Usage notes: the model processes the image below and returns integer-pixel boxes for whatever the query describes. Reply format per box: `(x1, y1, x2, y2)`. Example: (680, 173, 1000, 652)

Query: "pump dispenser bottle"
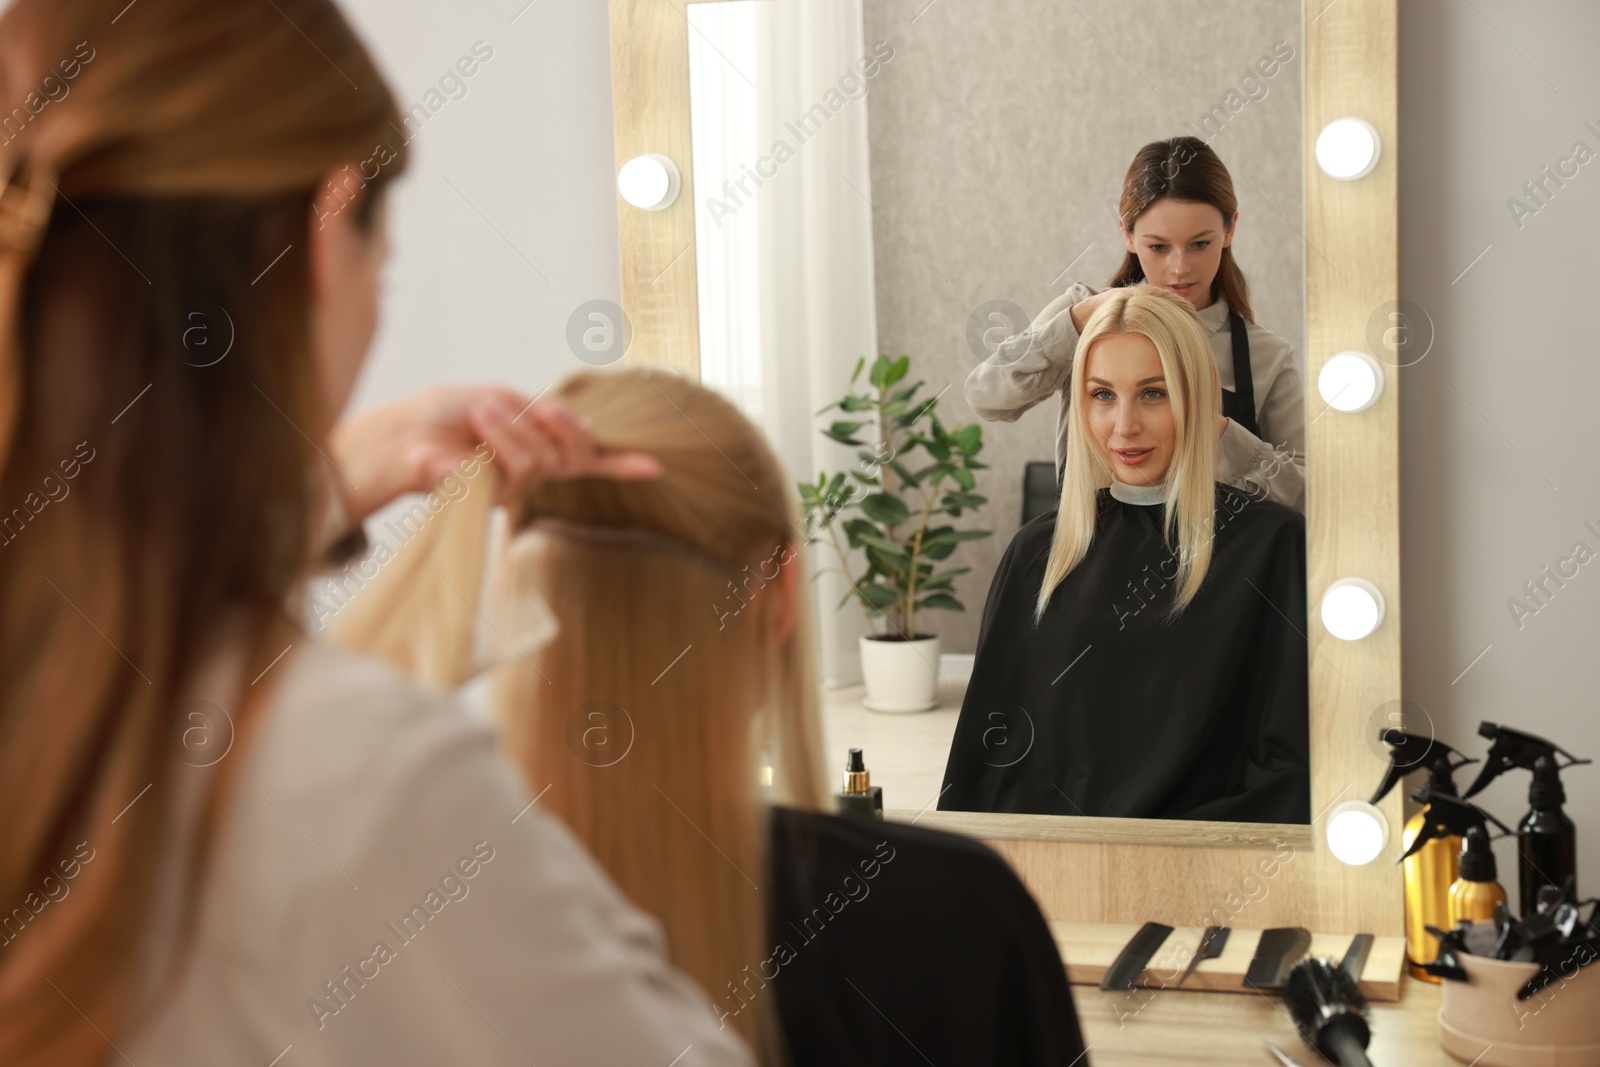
(1371, 729, 1478, 982)
(834, 748, 884, 820)
(1448, 825, 1507, 925)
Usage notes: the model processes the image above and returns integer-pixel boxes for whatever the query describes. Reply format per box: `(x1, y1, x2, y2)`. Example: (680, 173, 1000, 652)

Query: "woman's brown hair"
(1108, 136, 1255, 324)
(0, 1, 408, 1061)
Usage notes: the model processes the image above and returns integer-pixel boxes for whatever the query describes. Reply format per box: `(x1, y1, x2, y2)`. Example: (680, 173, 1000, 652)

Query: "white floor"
(819, 678, 966, 816)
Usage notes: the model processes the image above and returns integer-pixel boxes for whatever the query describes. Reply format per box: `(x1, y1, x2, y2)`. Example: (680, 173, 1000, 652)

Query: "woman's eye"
(1146, 244, 1166, 253)
(1090, 388, 1113, 401)
(1142, 389, 1167, 401)
(1192, 241, 1210, 249)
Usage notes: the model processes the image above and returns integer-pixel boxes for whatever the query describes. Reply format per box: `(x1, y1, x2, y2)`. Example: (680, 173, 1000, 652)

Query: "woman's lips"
(1113, 448, 1152, 466)
(1166, 283, 1195, 295)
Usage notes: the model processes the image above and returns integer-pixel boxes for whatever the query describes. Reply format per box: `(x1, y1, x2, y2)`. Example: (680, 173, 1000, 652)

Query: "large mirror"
(683, 0, 1311, 827)
(608, 0, 1400, 934)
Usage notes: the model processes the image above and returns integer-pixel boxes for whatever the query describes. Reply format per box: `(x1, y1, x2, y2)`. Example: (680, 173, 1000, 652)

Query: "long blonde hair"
(0, 2, 407, 1062)
(332, 367, 830, 1060)
(1037, 284, 1220, 622)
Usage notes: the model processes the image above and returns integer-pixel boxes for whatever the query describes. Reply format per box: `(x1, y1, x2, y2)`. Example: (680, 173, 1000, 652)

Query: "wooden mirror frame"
(606, 0, 1401, 936)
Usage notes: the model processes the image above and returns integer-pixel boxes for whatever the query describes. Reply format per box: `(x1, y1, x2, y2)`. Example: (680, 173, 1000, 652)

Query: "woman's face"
(1122, 198, 1235, 311)
(1082, 331, 1177, 486)
(309, 173, 390, 433)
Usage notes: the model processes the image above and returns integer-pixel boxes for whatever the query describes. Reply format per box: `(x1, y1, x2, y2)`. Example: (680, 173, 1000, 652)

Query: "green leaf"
(840, 518, 878, 548)
(865, 545, 906, 576)
(856, 532, 905, 556)
(856, 582, 900, 610)
(916, 593, 965, 612)
(823, 420, 866, 446)
(849, 469, 880, 489)
(940, 491, 988, 510)
(848, 356, 866, 386)
(888, 381, 923, 405)
(950, 466, 976, 491)
(859, 492, 911, 527)
(837, 394, 876, 413)
(883, 355, 910, 387)
(868, 355, 892, 389)
(954, 424, 982, 454)
(923, 528, 989, 548)
(917, 567, 970, 592)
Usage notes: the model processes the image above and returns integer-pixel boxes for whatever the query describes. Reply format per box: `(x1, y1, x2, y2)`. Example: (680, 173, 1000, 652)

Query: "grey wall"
(337, 0, 621, 414)
(861, 0, 1305, 654)
(1400, 0, 1600, 898)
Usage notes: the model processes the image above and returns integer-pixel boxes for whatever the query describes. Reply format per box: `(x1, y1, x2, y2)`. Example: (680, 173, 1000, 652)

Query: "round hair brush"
(1283, 957, 1373, 1067)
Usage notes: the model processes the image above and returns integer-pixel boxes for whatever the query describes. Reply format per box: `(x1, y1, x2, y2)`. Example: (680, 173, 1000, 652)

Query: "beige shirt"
(965, 282, 1306, 512)
(128, 639, 751, 1067)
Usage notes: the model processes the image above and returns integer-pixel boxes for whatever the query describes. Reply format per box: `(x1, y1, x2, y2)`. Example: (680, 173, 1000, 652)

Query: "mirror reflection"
(687, 0, 1311, 824)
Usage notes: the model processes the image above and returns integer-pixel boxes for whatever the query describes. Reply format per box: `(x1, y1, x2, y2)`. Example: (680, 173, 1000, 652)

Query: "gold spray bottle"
(1371, 730, 1476, 982)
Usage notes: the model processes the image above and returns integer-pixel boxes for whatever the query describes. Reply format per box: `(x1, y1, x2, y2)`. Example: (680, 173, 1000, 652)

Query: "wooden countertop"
(1072, 976, 1460, 1065)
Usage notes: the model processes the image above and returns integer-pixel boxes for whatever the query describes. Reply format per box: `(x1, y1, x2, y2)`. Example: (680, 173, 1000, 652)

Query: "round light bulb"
(1318, 350, 1385, 413)
(1316, 118, 1381, 180)
(617, 153, 681, 211)
(1321, 578, 1385, 641)
(1326, 801, 1389, 866)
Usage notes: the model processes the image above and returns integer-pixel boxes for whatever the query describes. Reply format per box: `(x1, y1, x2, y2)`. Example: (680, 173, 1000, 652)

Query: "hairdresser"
(0, 1, 749, 1064)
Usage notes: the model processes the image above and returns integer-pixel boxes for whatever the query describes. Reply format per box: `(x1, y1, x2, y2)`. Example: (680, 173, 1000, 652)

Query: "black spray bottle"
(1463, 723, 1589, 917)
(1516, 755, 1577, 917)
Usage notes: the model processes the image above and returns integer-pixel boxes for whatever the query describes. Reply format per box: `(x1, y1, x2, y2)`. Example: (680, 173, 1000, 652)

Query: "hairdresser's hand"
(1068, 287, 1133, 333)
(329, 385, 662, 524)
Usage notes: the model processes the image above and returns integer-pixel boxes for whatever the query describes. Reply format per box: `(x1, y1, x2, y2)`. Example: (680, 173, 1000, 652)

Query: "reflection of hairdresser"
(0, 2, 752, 1063)
(967, 136, 1306, 511)
(942, 286, 1310, 824)
(337, 369, 1087, 1066)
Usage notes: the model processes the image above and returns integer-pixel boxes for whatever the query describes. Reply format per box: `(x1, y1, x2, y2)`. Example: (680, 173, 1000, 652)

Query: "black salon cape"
(939, 483, 1310, 823)
(766, 807, 1086, 1066)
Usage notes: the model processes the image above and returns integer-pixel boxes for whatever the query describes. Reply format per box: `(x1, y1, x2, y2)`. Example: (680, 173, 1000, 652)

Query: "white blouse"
(127, 638, 751, 1066)
(965, 282, 1307, 512)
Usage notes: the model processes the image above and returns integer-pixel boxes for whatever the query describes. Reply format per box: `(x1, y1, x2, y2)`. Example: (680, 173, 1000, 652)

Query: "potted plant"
(797, 354, 990, 712)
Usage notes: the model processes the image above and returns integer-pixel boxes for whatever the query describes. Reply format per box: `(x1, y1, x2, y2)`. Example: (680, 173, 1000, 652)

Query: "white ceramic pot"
(859, 633, 940, 713)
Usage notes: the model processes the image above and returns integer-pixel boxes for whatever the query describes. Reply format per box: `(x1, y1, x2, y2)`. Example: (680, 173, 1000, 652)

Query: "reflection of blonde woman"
(968, 136, 1305, 511)
(338, 368, 1088, 1065)
(943, 286, 1310, 824)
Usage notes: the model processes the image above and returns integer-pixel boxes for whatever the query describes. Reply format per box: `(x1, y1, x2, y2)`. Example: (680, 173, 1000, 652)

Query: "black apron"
(1055, 308, 1258, 485)
(1222, 309, 1260, 437)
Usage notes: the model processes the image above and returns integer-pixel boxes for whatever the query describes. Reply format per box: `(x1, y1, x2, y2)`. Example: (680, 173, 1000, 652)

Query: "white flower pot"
(859, 633, 940, 713)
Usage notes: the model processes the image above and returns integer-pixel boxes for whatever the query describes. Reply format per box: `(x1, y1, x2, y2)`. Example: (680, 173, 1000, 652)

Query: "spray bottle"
(1371, 729, 1478, 982)
(1404, 795, 1513, 952)
(1463, 723, 1589, 917)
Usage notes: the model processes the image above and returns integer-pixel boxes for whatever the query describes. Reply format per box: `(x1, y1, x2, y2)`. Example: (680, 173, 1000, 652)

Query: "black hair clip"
(1422, 923, 1470, 982)
(1514, 878, 1600, 1000)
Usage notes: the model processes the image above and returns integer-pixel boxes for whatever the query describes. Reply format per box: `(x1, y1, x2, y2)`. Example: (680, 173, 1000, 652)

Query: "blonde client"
(338, 369, 1087, 1065)
(942, 285, 1310, 824)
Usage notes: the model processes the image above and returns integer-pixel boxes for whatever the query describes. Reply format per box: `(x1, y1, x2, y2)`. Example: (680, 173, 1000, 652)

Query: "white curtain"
(688, 0, 879, 686)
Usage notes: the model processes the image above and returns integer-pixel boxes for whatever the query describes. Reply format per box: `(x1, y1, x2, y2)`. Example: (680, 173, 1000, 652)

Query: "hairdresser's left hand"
(329, 385, 662, 525)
